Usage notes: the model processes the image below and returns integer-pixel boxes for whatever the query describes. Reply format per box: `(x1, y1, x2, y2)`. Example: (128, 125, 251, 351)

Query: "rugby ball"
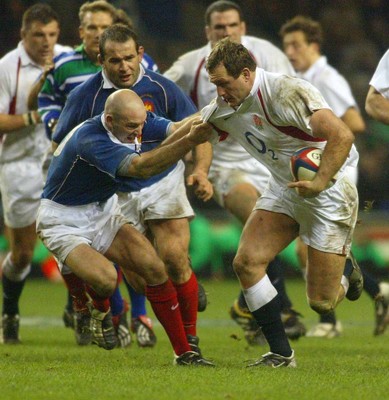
(290, 147, 337, 188)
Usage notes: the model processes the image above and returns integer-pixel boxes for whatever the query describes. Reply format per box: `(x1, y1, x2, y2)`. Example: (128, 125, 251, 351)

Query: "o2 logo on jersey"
(245, 131, 277, 160)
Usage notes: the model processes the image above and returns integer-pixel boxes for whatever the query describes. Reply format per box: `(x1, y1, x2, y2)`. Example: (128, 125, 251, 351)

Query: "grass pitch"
(0, 278, 388, 400)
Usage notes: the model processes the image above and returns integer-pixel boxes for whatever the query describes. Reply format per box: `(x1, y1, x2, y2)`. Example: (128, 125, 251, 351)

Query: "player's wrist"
(22, 111, 39, 126)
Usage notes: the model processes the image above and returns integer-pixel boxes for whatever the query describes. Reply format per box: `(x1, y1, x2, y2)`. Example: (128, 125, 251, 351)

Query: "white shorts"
(118, 161, 194, 234)
(255, 176, 359, 256)
(0, 158, 45, 228)
(209, 158, 271, 207)
(36, 195, 128, 273)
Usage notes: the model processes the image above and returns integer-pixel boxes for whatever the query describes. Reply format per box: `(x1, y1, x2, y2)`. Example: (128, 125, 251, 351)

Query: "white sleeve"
(370, 49, 389, 99)
(0, 60, 13, 113)
(163, 55, 194, 95)
(316, 75, 357, 118)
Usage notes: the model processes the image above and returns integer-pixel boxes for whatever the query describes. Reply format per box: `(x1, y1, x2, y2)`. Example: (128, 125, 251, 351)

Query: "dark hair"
(206, 38, 256, 78)
(279, 15, 323, 46)
(22, 3, 59, 31)
(99, 24, 139, 60)
(79, 0, 117, 25)
(205, 1, 244, 26)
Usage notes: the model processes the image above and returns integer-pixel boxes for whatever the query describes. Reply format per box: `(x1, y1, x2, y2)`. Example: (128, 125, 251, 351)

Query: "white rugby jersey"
(369, 49, 389, 99)
(164, 35, 295, 165)
(202, 67, 359, 187)
(0, 42, 71, 163)
(297, 56, 358, 118)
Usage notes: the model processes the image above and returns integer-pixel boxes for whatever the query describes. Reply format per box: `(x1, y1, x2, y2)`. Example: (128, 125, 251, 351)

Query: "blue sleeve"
(141, 112, 171, 145)
(78, 131, 136, 178)
(142, 53, 159, 73)
(53, 86, 90, 144)
(164, 80, 197, 121)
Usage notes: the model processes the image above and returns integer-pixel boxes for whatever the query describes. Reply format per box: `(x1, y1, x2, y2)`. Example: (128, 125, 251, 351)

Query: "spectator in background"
(0, 3, 71, 344)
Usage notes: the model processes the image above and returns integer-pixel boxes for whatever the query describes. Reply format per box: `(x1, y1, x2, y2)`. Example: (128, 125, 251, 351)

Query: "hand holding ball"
(290, 147, 337, 189)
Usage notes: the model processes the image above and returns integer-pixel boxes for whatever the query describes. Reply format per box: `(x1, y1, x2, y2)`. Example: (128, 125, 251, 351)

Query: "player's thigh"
(105, 223, 166, 285)
(236, 209, 299, 266)
(65, 243, 117, 292)
(149, 218, 190, 259)
(306, 246, 346, 300)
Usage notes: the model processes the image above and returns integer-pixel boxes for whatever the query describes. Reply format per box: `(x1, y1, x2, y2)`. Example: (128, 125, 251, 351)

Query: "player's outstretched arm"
(125, 120, 213, 179)
(365, 85, 389, 125)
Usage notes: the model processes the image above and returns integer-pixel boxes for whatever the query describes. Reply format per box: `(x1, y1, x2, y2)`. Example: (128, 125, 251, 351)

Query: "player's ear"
(137, 46, 144, 61)
(205, 25, 211, 41)
(241, 21, 247, 35)
(241, 68, 250, 82)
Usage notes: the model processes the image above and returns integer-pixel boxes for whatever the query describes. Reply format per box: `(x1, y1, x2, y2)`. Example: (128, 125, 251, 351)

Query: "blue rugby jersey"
(38, 44, 158, 138)
(54, 67, 196, 191)
(44, 112, 170, 205)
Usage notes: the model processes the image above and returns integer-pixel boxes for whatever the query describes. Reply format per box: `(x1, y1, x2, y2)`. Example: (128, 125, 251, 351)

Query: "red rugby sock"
(146, 279, 190, 356)
(173, 272, 198, 336)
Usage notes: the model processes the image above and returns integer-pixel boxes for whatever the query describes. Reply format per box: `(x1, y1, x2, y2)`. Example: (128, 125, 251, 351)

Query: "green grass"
(1, 278, 388, 400)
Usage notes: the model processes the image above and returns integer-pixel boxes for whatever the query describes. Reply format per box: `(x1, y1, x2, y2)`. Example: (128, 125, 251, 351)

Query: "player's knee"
(95, 271, 117, 298)
(232, 254, 252, 277)
(307, 297, 336, 315)
(12, 249, 34, 270)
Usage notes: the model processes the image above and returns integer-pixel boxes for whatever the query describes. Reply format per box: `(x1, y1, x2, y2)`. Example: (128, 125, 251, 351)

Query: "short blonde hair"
(78, 1, 117, 25)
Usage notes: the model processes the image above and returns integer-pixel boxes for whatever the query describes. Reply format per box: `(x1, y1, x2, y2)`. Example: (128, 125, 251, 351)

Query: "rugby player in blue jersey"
(54, 24, 212, 353)
(37, 89, 214, 366)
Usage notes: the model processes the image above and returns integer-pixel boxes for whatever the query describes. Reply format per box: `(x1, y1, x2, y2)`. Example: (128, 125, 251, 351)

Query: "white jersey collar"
(18, 41, 43, 68)
(297, 56, 327, 81)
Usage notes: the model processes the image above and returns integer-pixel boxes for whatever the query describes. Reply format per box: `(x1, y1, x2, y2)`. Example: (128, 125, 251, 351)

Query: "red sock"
(86, 286, 110, 313)
(62, 273, 89, 312)
(173, 272, 198, 336)
(146, 279, 190, 356)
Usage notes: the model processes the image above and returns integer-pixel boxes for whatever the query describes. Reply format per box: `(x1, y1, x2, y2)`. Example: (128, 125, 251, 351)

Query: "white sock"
(2, 252, 31, 282)
(341, 275, 349, 297)
(243, 274, 277, 312)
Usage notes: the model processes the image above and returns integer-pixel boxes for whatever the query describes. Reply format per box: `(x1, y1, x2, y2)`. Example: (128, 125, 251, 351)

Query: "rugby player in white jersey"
(280, 15, 389, 337)
(366, 49, 389, 124)
(0, 4, 71, 344)
(164, 0, 306, 344)
(201, 38, 363, 367)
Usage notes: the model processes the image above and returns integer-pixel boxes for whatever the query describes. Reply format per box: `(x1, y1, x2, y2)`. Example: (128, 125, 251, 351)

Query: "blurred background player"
(164, 0, 306, 344)
(36, 1, 160, 347)
(0, 3, 71, 344)
(280, 15, 389, 337)
(366, 49, 389, 125)
(52, 24, 211, 354)
(365, 49, 389, 331)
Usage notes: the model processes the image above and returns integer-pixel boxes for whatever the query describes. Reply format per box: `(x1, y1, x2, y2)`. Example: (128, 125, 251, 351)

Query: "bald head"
(105, 89, 145, 118)
(104, 89, 147, 143)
